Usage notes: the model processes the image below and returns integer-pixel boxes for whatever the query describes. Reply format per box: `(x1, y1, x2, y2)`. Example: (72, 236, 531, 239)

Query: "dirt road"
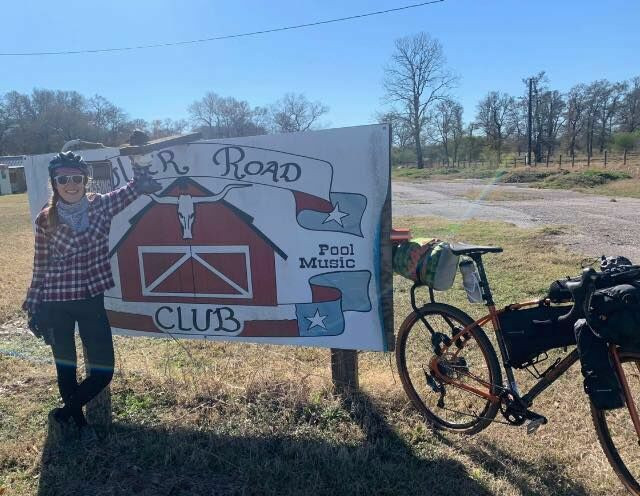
(393, 179, 640, 262)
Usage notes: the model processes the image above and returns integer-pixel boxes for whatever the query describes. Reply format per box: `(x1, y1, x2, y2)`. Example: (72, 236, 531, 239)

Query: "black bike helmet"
(48, 151, 89, 176)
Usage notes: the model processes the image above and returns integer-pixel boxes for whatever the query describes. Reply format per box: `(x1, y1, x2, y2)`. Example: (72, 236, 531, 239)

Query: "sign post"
(330, 349, 359, 395)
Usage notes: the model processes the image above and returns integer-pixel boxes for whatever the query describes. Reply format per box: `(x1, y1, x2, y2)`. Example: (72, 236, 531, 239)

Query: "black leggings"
(45, 294, 114, 416)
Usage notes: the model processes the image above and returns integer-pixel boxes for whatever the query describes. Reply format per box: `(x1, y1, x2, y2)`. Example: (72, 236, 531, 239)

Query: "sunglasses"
(54, 175, 86, 186)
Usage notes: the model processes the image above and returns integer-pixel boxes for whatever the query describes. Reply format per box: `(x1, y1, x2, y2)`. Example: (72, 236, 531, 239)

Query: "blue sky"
(2, 0, 639, 127)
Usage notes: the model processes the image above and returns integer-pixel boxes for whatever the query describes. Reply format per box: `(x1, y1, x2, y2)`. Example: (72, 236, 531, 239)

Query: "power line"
(0, 1, 445, 57)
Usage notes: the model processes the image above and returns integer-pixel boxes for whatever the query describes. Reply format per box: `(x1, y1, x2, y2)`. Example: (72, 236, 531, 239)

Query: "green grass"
(541, 169, 631, 189)
(0, 198, 628, 495)
(392, 166, 508, 181)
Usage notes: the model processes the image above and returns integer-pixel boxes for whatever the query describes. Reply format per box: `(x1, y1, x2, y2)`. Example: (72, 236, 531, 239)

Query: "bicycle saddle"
(449, 243, 503, 256)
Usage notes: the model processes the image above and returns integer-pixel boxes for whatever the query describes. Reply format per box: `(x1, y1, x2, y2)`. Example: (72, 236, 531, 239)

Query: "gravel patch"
(393, 179, 640, 262)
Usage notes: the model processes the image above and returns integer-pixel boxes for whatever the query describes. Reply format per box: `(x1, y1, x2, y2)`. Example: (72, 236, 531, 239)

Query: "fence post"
(331, 349, 359, 396)
(572, 153, 575, 168)
(587, 154, 591, 167)
(83, 346, 112, 426)
(624, 149, 627, 166)
(559, 154, 562, 169)
(604, 150, 608, 167)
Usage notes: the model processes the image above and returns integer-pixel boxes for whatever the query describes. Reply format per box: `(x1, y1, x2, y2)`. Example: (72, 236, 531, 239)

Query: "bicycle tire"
(396, 302, 503, 435)
(591, 350, 640, 495)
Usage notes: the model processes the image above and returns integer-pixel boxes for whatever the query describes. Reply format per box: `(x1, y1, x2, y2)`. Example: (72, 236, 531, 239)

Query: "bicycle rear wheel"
(396, 303, 502, 435)
(591, 350, 640, 495)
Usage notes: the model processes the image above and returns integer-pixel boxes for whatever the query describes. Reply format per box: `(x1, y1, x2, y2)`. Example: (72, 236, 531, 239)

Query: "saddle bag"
(498, 304, 576, 368)
(392, 238, 460, 290)
(575, 319, 624, 410)
(587, 282, 640, 348)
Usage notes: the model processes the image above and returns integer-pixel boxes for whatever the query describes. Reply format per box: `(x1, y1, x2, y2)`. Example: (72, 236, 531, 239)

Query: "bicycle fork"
(610, 345, 640, 445)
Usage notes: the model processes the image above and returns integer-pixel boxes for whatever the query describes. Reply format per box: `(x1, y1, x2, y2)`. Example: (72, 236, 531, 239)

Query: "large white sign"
(26, 125, 392, 351)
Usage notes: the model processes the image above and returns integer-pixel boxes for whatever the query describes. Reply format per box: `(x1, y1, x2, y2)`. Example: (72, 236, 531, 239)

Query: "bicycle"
(395, 243, 640, 494)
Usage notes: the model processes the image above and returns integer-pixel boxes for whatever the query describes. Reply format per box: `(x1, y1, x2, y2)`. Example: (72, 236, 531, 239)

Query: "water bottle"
(459, 258, 483, 303)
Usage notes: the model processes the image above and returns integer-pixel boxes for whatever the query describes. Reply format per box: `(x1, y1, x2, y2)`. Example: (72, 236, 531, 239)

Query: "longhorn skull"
(149, 183, 251, 239)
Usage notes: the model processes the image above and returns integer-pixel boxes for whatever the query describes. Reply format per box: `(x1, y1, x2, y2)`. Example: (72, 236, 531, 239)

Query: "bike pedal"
(526, 414, 548, 435)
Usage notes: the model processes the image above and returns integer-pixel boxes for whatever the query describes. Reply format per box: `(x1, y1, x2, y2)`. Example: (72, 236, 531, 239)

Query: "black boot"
(47, 408, 76, 444)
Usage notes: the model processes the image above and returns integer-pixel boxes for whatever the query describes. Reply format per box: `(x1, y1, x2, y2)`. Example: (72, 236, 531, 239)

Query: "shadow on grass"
(37, 391, 492, 496)
(432, 430, 591, 496)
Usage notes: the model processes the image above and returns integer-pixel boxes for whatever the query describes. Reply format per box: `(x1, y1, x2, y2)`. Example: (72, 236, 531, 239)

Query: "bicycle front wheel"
(591, 350, 640, 495)
(396, 303, 502, 435)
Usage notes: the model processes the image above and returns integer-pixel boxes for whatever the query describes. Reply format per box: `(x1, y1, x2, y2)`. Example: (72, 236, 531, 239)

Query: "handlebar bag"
(587, 282, 640, 348)
(547, 265, 640, 304)
(548, 278, 578, 303)
(499, 304, 576, 368)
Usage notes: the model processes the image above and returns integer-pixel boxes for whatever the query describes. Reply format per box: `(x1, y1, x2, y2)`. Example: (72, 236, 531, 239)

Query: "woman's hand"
(27, 307, 54, 345)
(132, 163, 162, 195)
(27, 311, 43, 339)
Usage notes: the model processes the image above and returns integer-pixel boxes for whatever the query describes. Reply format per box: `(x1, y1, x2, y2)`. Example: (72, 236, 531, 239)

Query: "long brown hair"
(45, 177, 60, 231)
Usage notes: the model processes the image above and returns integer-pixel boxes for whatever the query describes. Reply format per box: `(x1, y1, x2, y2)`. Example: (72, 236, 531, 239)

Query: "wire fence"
(426, 150, 640, 176)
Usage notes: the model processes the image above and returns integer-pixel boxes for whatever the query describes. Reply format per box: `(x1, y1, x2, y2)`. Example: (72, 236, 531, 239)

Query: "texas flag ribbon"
(295, 270, 371, 337)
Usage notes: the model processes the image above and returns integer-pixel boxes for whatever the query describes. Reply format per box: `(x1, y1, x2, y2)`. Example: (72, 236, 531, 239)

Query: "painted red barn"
(111, 177, 286, 306)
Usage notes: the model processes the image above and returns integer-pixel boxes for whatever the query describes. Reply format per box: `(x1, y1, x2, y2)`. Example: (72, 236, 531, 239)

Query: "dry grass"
(0, 194, 34, 322)
(590, 178, 640, 198)
(0, 198, 632, 495)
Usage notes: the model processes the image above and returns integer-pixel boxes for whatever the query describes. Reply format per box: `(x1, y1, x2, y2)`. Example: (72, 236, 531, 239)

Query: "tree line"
(0, 90, 328, 156)
(379, 33, 640, 168)
(2, 31, 639, 167)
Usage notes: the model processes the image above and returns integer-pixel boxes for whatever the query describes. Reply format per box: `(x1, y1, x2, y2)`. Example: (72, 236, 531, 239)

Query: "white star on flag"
(306, 309, 328, 329)
(323, 202, 348, 226)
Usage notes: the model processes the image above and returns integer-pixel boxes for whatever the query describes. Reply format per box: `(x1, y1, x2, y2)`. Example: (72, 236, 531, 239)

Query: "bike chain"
(429, 358, 521, 427)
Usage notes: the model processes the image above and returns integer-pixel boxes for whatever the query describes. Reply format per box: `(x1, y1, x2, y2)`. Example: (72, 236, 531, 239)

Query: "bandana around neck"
(57, 196, 90, 233)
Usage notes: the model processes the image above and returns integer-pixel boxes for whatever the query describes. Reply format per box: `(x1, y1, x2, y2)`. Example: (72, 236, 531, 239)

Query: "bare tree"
(149, 118, 189, 140)
(596, 81, 626, 152)
(383, 32, 457, 168)
(564, 84, 587, 156)
(539, 90, 565, 157)
(582, 80, 610, 156)
(0, 95, 13, 155)
(620, 76, 640, 132)
(508, 98, 528, 156)
(375, 110, 413, 148)
(475, 92, 515, 164)
(428, 98, 463, 165)
(270, 93, 328, 133)
(188, 92, 266, 138)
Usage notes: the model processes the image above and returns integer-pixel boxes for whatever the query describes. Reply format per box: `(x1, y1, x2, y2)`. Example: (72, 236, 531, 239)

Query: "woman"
(24, 150, 158, 443)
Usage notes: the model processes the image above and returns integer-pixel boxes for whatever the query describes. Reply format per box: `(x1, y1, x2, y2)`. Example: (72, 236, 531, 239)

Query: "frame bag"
(498, 304, 577, 369)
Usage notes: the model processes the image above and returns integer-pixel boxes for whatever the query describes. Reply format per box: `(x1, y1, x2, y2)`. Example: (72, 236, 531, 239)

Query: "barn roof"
(109, 177, 287, 260)
(0, 156, 25, 168)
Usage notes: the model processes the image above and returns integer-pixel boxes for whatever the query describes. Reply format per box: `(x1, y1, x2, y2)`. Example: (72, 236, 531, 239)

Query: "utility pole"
(527, 78, 533, 166)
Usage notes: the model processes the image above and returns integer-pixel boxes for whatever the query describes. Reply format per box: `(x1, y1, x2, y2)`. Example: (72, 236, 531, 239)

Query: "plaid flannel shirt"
(23, 182, 140, 312)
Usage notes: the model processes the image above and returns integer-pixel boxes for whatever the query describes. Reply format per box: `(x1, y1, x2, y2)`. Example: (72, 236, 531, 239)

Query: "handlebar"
(557, 268, 598, 324)
(557, 265, 640, 324)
